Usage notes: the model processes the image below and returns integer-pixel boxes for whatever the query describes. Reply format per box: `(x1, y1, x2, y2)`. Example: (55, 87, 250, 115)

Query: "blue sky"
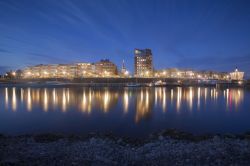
(0, 0, 250, 76)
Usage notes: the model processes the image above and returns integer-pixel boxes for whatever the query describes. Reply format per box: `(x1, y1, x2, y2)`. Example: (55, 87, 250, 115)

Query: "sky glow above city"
(0, 0, 250, 76)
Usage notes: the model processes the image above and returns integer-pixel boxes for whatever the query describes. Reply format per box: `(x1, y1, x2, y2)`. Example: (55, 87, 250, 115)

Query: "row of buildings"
(21, 59, 122, 79)
(134, 48, 244, 80)
(7, 48, 245, 80)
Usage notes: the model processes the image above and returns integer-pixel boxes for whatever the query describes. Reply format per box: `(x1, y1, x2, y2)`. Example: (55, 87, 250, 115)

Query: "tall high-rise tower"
(134, 48, 153, 77)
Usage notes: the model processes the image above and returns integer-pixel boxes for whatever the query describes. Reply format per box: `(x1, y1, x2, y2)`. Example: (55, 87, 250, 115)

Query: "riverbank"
(0, 78, 247, 88)
(1, 130, 250, 165)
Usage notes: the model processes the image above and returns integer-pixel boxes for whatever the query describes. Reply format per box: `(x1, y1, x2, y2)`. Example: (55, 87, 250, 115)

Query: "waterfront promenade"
(0, 77, 247, 87)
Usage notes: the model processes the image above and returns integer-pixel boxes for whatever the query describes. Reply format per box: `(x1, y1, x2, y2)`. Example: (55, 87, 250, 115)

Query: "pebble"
(158, 135, 164, 140)
(0, 134, 250, 165)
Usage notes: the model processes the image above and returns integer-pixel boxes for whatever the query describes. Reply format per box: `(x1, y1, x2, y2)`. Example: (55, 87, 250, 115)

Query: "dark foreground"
(1, 130, 250, 166)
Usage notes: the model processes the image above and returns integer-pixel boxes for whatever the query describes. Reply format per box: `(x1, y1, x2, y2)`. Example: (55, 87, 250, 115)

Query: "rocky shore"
(1, 130, 250, 165)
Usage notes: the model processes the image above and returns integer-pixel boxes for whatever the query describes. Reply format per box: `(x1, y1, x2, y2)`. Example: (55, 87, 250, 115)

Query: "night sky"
(0, 0, 250, 76)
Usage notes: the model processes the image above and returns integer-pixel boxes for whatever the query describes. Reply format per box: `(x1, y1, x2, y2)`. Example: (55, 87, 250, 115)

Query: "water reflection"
(62, 89, 67, 112)
(2, 87, 245, 121)
(5, 88, 8, 108)
(197, 87, 200, 109)
(136, 88, 153, 123)
(225, 88, 243, 110)
(12, 88, 17, 111)
(177, 87, 182, 111)
(162, 88, 166, 111)
(188, 87, 193, 110)
(53, 88, 57, 106)
(27, 88, 32, 111)
(123, 90, 129, 113)
(20, 88, 24, 102)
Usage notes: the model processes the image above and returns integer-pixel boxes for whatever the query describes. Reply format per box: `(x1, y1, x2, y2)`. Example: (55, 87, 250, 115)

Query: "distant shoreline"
(0, 77, 247, 88)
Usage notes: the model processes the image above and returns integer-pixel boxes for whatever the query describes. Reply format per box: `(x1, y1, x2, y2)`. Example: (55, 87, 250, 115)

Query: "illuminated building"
(134, 49, 153, 77)
(22, 60, 118, 78)
(95, 59, 118, 77)
(23, 64, 75, 78)
(230, 68, 244, 80)
(154, 68, 229, 80)
(9, 49, 245, 80)
(57, 64, 76, 78)
(76, 63, 95, 77)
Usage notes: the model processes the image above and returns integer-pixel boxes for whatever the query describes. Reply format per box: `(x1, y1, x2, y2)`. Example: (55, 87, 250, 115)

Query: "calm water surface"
(0, 86, 250, 137)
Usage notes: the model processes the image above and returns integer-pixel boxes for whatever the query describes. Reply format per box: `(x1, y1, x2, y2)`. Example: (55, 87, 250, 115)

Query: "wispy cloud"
(176, 53, 250, 72)
(28, 52, 68, 64)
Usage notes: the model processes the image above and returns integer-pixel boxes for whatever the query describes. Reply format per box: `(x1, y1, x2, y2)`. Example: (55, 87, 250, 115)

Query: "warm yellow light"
(124, 71, 129, 75)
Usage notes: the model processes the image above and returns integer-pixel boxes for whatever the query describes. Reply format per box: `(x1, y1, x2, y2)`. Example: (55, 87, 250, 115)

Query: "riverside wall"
(1, 77, 246, 87)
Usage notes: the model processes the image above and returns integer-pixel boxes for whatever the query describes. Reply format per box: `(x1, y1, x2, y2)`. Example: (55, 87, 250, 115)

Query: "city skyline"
(1, 0, 250, 77)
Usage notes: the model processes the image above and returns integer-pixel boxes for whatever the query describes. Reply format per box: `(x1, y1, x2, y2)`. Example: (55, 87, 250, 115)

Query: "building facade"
(13, 49, 246, 81)
(22, 60, 118, 79)
(230, 68, 244, 80)
(95, 59, 118, 77)
(76, 63, 95, 77)
(154, 68, 230, 80)
(134, 49, 153, 77)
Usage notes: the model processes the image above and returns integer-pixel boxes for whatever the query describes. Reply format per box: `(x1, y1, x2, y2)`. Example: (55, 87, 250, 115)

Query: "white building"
(230, 68, 244, 80)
